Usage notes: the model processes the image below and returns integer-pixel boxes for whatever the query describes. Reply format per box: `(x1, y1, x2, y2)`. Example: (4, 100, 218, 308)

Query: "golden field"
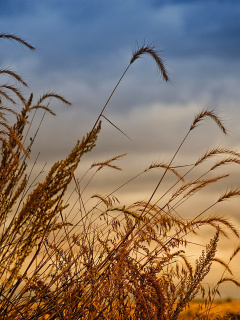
(181, 299, 240, 319)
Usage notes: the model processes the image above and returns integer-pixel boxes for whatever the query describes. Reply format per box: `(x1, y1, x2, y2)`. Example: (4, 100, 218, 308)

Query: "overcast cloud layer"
(1, 0, 240, 298)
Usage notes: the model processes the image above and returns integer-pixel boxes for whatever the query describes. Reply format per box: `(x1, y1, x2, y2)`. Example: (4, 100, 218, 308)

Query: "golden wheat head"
(130, 44, 169, 82)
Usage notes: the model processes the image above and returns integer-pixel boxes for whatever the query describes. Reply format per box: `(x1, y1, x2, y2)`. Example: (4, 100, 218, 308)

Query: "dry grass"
(0, 35, 240, 319)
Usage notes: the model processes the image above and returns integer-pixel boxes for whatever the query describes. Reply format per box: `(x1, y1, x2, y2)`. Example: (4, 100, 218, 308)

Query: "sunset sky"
(1, 0, 240, 298)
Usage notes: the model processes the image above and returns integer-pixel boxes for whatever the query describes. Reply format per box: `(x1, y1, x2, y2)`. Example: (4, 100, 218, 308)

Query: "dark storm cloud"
(177, 2, 240, 59)
(1, 0, 240, 79)
(1, 1, 240, 136)
(0, 0, 32, 16)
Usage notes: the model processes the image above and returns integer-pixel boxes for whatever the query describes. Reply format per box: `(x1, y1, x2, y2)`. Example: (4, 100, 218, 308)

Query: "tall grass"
(0, 35, 240, 319)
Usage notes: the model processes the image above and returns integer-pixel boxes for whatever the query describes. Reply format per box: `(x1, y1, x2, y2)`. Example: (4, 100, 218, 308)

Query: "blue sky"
(1, 0, 240, 298)
(1, 1, 238, 171)
(1, 1, 240, 108)
(1, 0, 240, 119)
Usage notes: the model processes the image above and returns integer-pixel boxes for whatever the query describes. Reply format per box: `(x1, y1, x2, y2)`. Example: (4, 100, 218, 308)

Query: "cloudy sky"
(1, 0, 240, 298)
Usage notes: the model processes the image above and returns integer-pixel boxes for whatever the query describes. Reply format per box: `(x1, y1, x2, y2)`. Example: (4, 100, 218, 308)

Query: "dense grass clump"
(0, 34, 240, 319)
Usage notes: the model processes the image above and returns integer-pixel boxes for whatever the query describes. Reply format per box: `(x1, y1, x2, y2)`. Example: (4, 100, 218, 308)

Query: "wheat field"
(0, 33, 240, 319)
